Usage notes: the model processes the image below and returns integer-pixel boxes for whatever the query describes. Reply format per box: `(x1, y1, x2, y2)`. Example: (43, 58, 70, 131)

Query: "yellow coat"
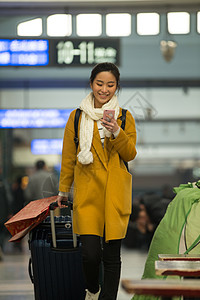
(59, 108, 137, 241)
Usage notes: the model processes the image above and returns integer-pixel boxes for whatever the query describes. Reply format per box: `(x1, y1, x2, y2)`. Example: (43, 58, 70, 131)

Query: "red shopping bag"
(4, 196, 57, 242)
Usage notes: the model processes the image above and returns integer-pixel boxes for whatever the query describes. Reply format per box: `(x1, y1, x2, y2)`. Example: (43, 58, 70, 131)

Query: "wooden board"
(155, 260, 200, 277)
(158, 254, 200, 261)
(121, 279, 200, 297)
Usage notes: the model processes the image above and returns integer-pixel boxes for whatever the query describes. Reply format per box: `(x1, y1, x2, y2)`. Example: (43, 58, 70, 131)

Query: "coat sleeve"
(59, 110, 77, 193)
(110, 110, 137, 162)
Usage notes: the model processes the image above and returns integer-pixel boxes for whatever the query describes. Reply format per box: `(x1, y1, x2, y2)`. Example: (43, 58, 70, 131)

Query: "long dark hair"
(90, 62, 120, 92)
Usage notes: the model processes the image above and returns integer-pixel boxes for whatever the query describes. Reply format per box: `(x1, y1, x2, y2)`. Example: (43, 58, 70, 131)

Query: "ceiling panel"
(0, 0, 199, 16)
(0, 0, 200, 6)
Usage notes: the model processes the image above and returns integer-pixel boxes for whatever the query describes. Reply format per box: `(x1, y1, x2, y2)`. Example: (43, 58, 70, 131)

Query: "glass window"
(47, 14, 72, 37)
(168, 12, 190, 34)
(197, 12, 200, 33)
(137, 13, 160, 35)
(17, 18, 42, 36)
(106, 13, 131, 36)
(76, 14, 102, 36)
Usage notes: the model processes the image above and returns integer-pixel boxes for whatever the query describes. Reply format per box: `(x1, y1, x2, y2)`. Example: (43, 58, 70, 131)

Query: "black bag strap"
(123, 160, 129, 172)
(74, 108, 81, 150)
(121, 108, 127, 130)
(121, 109, 129, 171)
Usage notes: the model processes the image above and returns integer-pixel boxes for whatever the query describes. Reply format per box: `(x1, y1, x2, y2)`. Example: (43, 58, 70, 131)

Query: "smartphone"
(103, 109, 115, 122)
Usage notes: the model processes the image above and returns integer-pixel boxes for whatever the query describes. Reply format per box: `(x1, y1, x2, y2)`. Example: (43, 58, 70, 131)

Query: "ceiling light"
(106, 13, 131, 36)
(168, 12, 190, 34)
(76, 14, 102, 36)
(137, 13, 160, 35)
(47, 14, 72, 37)
(17, 18, 42, 36)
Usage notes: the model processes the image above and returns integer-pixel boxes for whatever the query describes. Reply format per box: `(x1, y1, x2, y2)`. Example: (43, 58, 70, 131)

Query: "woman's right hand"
(56, 195, 68, 208)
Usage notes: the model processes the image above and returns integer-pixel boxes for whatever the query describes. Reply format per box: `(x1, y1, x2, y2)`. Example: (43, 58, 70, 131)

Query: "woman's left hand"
(101, 114, 119, 134)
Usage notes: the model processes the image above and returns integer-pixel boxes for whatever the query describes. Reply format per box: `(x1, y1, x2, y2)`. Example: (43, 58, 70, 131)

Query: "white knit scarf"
(77, 92, 120, 165)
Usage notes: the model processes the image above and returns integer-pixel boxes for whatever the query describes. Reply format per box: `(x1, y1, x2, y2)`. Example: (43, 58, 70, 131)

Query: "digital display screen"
(31, 139, 63, 155)
(51, 38, 120, 66)
(0, 39, 49, 66)
(0, 109, 73, 128)
(0, 38, 119, 66)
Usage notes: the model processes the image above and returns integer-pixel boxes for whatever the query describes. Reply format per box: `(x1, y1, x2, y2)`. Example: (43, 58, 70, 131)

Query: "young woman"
(57, 62, 137, 300)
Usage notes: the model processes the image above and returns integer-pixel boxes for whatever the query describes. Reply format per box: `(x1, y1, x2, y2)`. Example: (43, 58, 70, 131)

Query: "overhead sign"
(0, 109, 73, 128)
(31, 139, 63, 155)
(0, 38, 120, 66)
(0, 39, 49, 66)
(49, 38, 120, 66)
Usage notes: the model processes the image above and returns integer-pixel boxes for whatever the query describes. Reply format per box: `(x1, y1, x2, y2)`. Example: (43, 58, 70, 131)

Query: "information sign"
(0, 109, 73, 128)
(31, 139, 63, 154)
(0, 38, 120, 66)
(49, 38, 120, 66)
(0, 39, 49, 66)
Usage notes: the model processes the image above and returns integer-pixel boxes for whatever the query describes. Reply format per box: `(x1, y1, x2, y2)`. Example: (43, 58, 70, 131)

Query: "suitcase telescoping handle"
(49, 200, 77, 249)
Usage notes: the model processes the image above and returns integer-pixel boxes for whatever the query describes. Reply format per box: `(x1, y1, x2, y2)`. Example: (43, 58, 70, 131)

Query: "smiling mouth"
(99, 93, 109, 97)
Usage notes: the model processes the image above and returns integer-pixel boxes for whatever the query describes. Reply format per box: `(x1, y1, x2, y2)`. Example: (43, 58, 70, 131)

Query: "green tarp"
(132, 182, 200, 300)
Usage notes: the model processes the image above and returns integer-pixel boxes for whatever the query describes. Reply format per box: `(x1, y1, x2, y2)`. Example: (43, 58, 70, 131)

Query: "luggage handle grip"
(49, 200, 77, 249)
(49, 200, 73, 211)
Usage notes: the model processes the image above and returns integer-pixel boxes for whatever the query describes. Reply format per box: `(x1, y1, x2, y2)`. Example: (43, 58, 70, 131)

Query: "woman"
(57, 62, 137, 300)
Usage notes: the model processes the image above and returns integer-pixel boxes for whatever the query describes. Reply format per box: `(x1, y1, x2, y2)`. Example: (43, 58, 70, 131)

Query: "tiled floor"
(0, 238, 147, 300)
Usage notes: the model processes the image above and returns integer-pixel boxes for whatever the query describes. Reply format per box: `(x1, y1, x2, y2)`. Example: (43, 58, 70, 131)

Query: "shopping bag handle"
(49, 200, 73, 211)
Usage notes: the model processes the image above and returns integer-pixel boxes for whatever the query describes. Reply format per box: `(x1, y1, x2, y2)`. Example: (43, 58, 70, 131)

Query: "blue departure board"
(0, 39, 49, 66)
(31, 139, 63, 154)
(0, 109, 73, 128)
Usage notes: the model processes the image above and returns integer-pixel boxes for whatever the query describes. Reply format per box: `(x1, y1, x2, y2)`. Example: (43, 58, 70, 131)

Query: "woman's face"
(90, 71, 117, 108)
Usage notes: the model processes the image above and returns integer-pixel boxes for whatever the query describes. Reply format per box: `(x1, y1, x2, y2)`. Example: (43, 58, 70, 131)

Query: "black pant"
(80, 235, 122, 300)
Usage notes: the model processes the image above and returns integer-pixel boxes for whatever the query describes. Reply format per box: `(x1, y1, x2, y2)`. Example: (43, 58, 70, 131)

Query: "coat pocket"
(107, 167, 132, 216)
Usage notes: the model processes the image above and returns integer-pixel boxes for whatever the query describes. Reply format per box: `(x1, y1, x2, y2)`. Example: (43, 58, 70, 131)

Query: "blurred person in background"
(12, 176, 26, 215)
(0, 168, 12, 260)
(140, 192, 171, 230)
(11, 175, 26, 252)
(24, 160, 58, 205)
(123, 203, 154, 251)
(161, 184, 174, 201)
(124, 191, 172, 251)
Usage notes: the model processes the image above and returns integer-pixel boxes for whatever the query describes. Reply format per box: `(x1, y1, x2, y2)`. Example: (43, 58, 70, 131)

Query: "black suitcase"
(28, 201, 86, 300)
